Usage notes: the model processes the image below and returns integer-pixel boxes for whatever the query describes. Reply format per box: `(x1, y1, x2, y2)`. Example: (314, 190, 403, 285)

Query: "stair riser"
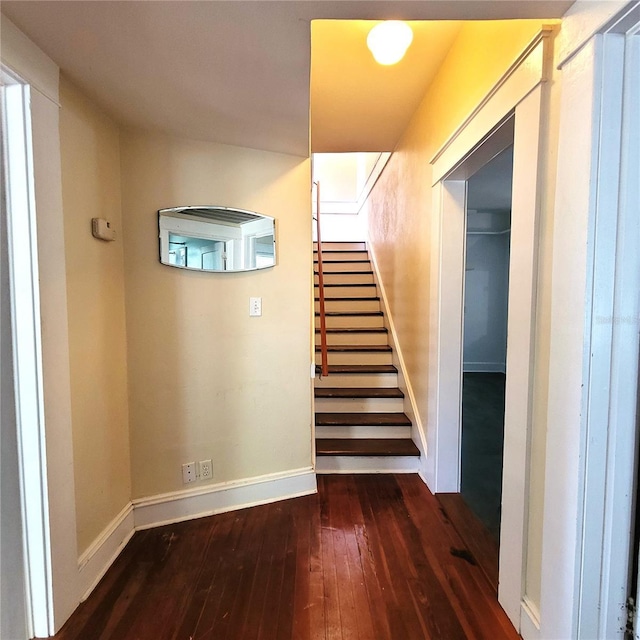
(314, 397, 404, 412)
(314, 252, 369, 262)
(315, 456, 420, 473)
(315, 426, 412, 439)
(315, 273, 374, 285)
(316, 262, 371, 273)
(315, 299, 380, 313)
(319, 332, 388, 346)
(315, 373, 398, 388)
(316, 315, 384, 329)
(314, 242, 366, 252)
(316, 285, 377, 298)
(314, 352, 392, 365)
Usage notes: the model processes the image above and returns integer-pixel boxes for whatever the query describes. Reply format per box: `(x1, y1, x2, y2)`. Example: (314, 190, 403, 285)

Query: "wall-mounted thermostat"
(92, 218, 116, 242)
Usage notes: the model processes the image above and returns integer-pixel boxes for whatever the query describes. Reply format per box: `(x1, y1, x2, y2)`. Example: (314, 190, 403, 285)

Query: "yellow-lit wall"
(119, 131, 313, 498)
(366, 19, 553, 611)
(59, 76, 132, 555)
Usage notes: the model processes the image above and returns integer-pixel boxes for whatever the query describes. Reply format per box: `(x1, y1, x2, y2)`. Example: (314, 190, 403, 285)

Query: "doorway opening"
(461, 147, 513, 544)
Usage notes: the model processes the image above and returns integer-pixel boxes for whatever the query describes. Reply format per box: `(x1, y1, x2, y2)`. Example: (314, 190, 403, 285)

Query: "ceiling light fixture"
(366, 21, 413, 66)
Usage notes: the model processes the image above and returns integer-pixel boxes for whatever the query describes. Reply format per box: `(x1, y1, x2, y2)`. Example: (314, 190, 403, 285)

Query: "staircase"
(314, 241, 420, 473)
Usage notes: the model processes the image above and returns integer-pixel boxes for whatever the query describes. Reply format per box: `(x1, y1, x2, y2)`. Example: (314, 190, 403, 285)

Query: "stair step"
(316, 313, 384, 329)
(318, 328, 388, 333)
(315, 455, 420, 473)
(317, 328, 389, 346)
(315, 284, 377, 297)
(316, 298, 380, 312)
(315, 364, 399, 389)
(315, 399, 403, 412)
(314, 251, 369, 261)
(316, 297, 380, 302)
(314, 270, 374, 275)
(315, 364, 397, 375)
(316, 311, 383, 317)
(314, 241, 366, 252)
(315, 425, 412, 439)
(315, 352, 392, 365)
(315, 387, 403, 399)
(315, 345, 392, 365)
(316, 438, 420, 457)
(315, 272, 375, 284)
(315, 345, 392, 353)
(315, 412, 410, 426)
(317, 261, 371, 272)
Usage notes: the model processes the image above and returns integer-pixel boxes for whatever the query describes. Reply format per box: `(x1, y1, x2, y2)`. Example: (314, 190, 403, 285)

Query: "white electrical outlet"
(182, 462, 197, 484)
(199, 459, 213, 480)
(249, 297, 262, 317)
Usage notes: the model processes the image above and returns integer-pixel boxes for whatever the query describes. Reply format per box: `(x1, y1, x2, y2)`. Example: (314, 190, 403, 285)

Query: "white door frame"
(540, 4, 640, 639)
(2, 16, 80, 635)
(427, 28, 554, 631)
(2, 65, 54, 639)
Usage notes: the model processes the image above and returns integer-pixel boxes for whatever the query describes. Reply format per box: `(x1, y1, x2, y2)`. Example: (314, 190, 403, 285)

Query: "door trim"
(427, 29, 553, 631)
(540, 5, 640, 637)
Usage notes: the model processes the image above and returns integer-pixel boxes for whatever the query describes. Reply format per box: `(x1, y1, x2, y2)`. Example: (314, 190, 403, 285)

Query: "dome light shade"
(366, 21, 413, 65)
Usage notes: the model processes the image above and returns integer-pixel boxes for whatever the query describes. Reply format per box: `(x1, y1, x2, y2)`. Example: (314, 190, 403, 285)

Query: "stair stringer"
(367, 241, 430, 485)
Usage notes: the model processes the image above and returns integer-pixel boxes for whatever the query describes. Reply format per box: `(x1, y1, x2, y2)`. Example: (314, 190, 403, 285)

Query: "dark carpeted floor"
(460, 372, 506, 542)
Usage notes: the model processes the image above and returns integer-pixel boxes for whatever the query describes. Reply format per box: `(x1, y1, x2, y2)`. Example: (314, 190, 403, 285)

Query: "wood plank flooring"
(44, 475, 519, 640)
(436, 493, 500, 592)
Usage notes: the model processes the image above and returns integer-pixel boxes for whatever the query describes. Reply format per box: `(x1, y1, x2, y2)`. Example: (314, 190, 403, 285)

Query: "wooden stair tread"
(314, 271, 374, 276)
(315, 327, 388, 334)
(315, 297, 380, 302)
(315, 283, 377, 288)
(314, 387, 404, 399)
(315, 345, 392, 352)
(315, 412, 410, 426)
(314, 250, 368, 254)
(316, 438, 420, 457)
(315, 364, 397, 374)
(315, 311, 383, 317)
(315, 259, 370, 263)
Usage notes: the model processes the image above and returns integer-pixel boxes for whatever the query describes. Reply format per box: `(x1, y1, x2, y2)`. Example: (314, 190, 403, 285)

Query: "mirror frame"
(158, 205, 276, 273)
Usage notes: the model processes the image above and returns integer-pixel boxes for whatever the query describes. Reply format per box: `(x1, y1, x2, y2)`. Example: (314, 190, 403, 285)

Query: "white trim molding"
(77, 503, 134, 602)
(540, 6, 640, 639)
(0, 17, 59, 106)
(520, 597, 541, 640)
(133, 467, 317, 530)
(430, 27, 556, 184)
(2, 75, 55, 639)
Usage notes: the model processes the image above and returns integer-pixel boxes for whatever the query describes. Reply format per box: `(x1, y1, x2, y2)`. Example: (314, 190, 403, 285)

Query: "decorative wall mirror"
(158, 206, 276, 273)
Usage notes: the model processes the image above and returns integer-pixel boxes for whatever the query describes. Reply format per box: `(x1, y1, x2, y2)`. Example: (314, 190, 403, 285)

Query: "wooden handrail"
(314, 181, 329, 377)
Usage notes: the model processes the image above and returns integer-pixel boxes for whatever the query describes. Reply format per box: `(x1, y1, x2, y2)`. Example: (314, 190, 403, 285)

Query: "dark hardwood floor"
(436, 493, 500, 592)
(44, 475, 519, 640)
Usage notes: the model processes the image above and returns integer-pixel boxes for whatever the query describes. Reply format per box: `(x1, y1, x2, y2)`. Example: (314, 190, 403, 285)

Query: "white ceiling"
(1, 1, 573, 157)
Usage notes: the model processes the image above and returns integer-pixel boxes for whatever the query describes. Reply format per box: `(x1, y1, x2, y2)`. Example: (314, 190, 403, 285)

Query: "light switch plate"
(249, 297, 262, 316)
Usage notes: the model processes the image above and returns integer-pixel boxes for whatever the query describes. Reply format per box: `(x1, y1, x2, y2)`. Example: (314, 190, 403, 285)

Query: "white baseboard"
(75, 467, 317, 604)
(132, 467, 317, 530)
(77, 502, 135, 602)
(520, 597, 541, 640)
(315, 456, 419, 473)
(463, 362, 506, 373)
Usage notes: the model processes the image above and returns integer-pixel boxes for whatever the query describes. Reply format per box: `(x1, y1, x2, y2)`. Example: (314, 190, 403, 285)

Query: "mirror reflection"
(158, 206, 276, 272)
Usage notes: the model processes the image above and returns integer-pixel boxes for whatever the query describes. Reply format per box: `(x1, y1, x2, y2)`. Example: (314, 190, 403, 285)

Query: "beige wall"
(366, 20, 553, 611)
(59, 77, 132, 555)
(120, 132, 313, 499)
